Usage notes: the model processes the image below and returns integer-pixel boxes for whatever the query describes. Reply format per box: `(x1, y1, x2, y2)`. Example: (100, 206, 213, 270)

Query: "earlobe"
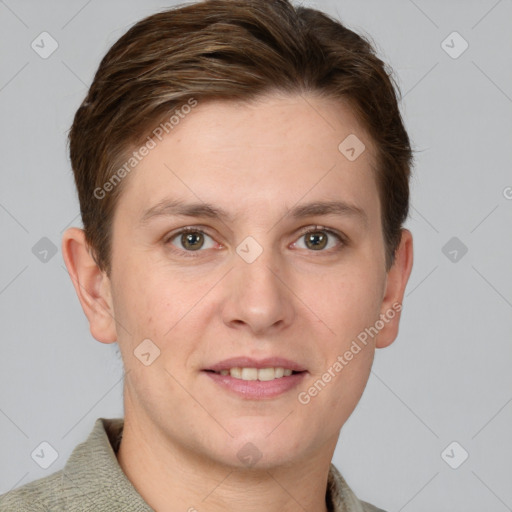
(376, 229, 414, 349)
(61, 227, 118, 343)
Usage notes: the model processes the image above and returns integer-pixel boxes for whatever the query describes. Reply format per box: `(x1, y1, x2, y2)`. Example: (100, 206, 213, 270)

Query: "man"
(0, 1, 413, 510)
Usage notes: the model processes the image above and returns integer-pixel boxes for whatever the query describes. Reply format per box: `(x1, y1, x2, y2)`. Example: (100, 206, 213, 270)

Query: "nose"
(221, 247, 295, 335)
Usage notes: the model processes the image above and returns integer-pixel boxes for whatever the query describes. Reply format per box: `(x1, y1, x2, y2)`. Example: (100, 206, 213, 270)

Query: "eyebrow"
(139, 198, 368, 227)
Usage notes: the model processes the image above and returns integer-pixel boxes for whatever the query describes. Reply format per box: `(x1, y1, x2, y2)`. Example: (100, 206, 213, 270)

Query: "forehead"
(114, 93, 380, 226)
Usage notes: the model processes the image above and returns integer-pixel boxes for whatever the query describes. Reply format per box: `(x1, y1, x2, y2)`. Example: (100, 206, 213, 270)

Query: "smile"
(211, 367, 296, 381)
(202, 356, 308, 399)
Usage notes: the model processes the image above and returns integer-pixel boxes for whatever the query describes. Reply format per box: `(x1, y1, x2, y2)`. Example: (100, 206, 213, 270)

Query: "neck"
(116, 411, 335, 512)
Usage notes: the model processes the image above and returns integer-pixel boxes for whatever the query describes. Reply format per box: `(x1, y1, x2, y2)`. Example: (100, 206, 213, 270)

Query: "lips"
(204, 356, 307, 373)
(202, 357, 307, 398)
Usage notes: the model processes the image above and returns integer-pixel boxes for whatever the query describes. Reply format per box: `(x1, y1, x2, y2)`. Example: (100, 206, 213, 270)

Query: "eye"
(293, 227, 344, 252)
(164, 225, 345, 257)
(167, 228, 217, 252)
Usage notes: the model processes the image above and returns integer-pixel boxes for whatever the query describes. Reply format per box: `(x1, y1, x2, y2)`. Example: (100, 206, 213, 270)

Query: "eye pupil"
(182, 232, 204, 250)
(305, 231, 327, 250)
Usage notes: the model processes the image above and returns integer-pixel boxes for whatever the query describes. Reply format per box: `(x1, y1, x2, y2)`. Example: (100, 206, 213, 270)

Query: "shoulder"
(0, 417, 148, 512)
(0, 470, 64, 511)
(327, 463, 387, 512)
(360, 500, 388, 512)
(0, 417, 126, 511)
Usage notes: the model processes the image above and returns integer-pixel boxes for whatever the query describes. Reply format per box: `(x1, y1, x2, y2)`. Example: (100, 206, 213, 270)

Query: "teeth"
(230, 367, 242, 378)
(241, 367, 258, 380)
(257, 368, 276, 381)
(216, 367, 298, 381)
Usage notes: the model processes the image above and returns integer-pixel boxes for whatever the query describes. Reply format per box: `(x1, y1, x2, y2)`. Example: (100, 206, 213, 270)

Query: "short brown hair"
(68, 0, 412, 273)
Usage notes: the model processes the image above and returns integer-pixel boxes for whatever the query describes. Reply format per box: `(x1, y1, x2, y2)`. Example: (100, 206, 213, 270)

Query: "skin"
(62, 92, 413, 512)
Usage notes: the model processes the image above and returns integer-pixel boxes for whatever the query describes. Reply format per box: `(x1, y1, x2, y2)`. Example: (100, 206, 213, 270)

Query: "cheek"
(110, 257, 219, 371)
(320, 267, 382, 407)
(110, 258, 175, 341)
(304, 264, 384, 341)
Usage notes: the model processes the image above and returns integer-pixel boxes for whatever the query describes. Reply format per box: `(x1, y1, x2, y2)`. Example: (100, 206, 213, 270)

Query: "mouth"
(204, 367, 304, 381)
(202, 357, 308, 399)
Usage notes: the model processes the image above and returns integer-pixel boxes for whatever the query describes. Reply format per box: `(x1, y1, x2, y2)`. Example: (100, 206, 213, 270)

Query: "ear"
(61, 227, 117, 343)
(376, 229, 414, 349)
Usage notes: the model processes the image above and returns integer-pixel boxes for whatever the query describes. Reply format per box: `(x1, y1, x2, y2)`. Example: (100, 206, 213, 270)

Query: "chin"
(210, 427, 306, 471)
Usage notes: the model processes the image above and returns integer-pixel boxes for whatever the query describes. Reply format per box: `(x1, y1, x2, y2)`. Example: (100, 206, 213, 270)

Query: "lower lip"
(202, 371, 307, 399)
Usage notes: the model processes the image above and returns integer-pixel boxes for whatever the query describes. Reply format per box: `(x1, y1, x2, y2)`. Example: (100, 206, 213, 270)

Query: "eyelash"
(164, 225, 347, 258)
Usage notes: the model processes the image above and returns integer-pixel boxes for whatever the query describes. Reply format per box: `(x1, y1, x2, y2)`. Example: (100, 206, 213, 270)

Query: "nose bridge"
(237, 245, 279, 294)
(223, 237, 294, 332)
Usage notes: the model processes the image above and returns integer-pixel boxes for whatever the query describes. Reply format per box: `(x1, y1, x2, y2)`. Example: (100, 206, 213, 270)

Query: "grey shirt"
(0, 418, 386, 511)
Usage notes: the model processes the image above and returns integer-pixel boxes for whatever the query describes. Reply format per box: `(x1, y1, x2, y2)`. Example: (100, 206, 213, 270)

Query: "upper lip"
(205, 357, 307, 372)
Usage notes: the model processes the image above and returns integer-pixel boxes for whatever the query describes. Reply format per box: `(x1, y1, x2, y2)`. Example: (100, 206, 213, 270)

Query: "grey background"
(1, 0, 511, 510)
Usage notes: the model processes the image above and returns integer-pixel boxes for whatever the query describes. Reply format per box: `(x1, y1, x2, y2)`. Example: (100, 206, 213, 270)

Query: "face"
(102, 93, 403, 469)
